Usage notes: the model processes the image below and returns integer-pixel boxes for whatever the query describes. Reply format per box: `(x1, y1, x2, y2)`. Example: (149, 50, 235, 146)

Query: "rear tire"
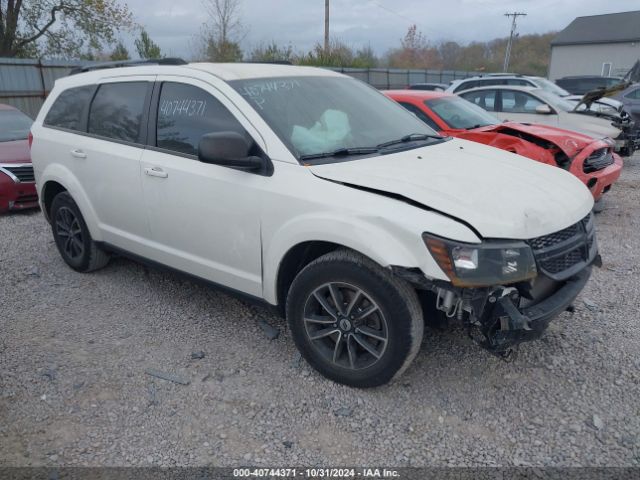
(50, 192, 110, 272)
(286, 249, 423, 388)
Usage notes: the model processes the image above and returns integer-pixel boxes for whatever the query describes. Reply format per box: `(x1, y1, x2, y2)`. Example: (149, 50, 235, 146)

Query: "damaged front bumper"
(394, 214, 600, 354)
(470, 263, 596, 353)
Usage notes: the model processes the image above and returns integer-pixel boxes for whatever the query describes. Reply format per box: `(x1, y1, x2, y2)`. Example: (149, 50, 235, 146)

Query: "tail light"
(28, 131, 33, 149)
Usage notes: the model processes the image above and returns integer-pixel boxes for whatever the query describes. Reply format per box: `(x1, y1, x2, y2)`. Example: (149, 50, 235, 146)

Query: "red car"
(384, 90, 622, 201)
(0, 104, 38, 213)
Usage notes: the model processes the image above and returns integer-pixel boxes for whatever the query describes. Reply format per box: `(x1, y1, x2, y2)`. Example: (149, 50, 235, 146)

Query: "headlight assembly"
(423, 234, 537, 287)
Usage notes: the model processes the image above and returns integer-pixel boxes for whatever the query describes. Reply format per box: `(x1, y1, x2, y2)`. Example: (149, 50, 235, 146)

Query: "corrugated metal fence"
(326, 67, 480, 89)
(0, 58, 83, 118)
(0, 57, 483, 118)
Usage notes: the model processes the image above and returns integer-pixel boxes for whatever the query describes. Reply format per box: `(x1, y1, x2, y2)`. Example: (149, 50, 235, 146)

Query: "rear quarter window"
(43, 85, 95, 131)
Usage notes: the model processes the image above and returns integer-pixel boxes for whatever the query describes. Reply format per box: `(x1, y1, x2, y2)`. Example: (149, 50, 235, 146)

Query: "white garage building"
(548, 10, 640, 80)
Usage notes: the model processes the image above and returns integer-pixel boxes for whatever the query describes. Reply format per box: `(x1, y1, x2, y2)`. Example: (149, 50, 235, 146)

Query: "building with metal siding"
(549, 10, 640, 80)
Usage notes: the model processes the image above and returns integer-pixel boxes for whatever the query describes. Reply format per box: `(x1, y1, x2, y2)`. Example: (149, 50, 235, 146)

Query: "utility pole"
(503, 12, 526, 72)
(324, 0, 330, 54)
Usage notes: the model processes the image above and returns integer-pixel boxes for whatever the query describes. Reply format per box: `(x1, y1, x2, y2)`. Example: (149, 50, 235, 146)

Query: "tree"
(110, 41, 130, 60)
(248, 41, 293, 63)
(385, 25, 440, 69)
(135, 28, 162, 59)
(352, 45, 378, 68)
(0, 0, 134, 58)
(298, 39, 355, 67)
(196, 0, 245, 62)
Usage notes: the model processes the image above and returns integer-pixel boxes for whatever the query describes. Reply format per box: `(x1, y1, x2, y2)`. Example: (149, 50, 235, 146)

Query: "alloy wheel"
(55, 206, 85, 260)
(303, 282, 388, 370)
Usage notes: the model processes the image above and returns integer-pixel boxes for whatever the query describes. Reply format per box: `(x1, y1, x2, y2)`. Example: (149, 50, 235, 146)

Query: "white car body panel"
(31, 64, 594, 306)
(309, 139, 593, 240)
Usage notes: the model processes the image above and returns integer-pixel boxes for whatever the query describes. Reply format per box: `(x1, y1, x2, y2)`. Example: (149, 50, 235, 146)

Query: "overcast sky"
(121, 0, 637, 58)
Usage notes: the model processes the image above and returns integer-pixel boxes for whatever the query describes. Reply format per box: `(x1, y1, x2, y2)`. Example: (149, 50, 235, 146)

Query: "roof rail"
(243, 60, 293, 65)
(69, 57, 188, 75)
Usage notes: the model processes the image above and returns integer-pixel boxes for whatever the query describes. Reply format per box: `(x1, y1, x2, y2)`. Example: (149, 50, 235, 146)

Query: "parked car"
(447, 73, 572, 98)
(31, 61, 599, 387)
(0, 104, 38, 213)
(555, 76, 624, 96)
(612, 83, 640, 131)
(457, 85, 637, 156)
(407, 82, 447, 92)
(384, 90, 622, 202)
(449, 73, 627, 121)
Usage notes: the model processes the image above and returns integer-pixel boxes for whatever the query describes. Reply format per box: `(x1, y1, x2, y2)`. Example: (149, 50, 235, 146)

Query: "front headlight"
(423, 234, 537, 287)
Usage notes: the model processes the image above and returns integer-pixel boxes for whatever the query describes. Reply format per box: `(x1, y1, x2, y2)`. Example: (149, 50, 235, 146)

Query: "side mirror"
(535, 104, 553, 114)
(198, 132, 264, 170)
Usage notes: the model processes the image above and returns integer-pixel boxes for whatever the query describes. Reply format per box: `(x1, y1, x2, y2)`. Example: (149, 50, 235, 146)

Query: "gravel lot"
(1, 153, 639, 468)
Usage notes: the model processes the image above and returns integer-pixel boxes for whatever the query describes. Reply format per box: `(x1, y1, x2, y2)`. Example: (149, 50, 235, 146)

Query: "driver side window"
(156, 82, 250, 156)
(501, 91, 545, 113)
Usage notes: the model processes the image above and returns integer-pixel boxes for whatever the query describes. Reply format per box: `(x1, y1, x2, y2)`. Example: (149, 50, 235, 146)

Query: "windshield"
(534, 77, 570, 97)
(230, 76, 439, 161)
(535, 90, 577, 112)
(425, 96, 499, 129)
(0, 109, 32, 142)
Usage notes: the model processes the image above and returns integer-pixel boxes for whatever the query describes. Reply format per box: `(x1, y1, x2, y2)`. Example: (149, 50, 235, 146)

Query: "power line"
(503, 12, 527, 72)
(368, 0, 450, 39)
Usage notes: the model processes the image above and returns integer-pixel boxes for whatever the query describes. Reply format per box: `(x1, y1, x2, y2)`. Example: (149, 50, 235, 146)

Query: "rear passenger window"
(44, 85, 95, 131)
(88, 82, 148, 143)
(156, 82, 249, 156)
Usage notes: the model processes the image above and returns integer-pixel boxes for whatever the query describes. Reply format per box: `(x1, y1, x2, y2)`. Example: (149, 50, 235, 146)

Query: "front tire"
(50, 192, 110, 272)
(286, 249, 423, 388)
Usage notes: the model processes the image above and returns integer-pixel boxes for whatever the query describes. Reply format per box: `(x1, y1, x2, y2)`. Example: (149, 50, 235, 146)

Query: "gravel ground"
(1, 153, 639, 468)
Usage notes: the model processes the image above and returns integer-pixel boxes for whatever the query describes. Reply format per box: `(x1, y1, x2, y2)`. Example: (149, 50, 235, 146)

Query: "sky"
(121, 0, 639, 58)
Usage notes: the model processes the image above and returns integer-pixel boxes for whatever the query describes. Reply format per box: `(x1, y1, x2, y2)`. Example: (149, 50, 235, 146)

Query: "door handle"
(144, 167, 168, 178)
(70, 149, 87, 159)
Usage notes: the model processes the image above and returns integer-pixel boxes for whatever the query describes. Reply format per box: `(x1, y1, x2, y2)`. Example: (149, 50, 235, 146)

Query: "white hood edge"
(309, 138, 594, 240)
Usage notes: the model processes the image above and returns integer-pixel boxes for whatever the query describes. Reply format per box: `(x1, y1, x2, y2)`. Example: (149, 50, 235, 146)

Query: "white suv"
(31, 61, 599, 387)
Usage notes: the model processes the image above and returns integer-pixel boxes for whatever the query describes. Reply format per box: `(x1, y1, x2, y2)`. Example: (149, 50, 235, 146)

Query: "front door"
(140, 77, 267, 297)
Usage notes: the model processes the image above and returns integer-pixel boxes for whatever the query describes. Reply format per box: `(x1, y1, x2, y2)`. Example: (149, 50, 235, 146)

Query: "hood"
(563, 113, 620, 139)
(474, 122, 596, 158)
(309, 138, 593, 240)
(0, 139, 30, 164)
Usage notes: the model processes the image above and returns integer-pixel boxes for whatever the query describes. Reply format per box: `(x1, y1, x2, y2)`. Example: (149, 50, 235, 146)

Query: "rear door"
(139, 77, 266, 296)
(79, 78, 155, 251)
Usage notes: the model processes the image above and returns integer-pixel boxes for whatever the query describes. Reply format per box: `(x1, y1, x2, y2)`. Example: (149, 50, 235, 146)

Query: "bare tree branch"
(12, 3, 62, 53)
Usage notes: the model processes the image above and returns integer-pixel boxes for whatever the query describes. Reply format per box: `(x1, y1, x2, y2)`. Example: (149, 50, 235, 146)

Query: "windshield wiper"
(299, 146, 379, 161)
(376, 132, 443, 149)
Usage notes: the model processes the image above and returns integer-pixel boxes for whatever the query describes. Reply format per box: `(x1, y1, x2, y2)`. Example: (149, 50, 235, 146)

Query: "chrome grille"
(583, 148, 614, 173)
(0, 164, 35, 183)
(528, 214, 595, 281)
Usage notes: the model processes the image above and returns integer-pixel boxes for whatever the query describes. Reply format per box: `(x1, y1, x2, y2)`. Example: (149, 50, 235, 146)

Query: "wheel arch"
(265, 217, 422, 309)
(39, 165, 102, 240)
